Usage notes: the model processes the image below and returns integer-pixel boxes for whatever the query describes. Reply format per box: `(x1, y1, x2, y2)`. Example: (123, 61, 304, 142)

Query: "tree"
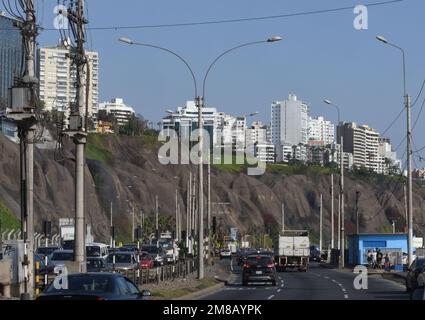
(119, 114, 148, 136)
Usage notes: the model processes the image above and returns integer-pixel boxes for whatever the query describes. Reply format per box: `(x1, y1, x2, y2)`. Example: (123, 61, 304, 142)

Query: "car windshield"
(46, 275, 112, 293)
(51, 252, 74, 261)
(86, 246, 101, 257)
(37, 247, 57, 255)
(107, 254, 132, 263)
(142, 246, 159, 254)
(246, 256, 272, 266)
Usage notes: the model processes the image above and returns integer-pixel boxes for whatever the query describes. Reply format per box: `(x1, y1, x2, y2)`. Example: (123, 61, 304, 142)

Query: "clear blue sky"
(25, 0, 425, 167)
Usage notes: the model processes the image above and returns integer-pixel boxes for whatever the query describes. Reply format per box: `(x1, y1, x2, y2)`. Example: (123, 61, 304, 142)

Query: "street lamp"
(323, 98, 344, 268)
(119, 35, 283, 279)
(376, 35, 413, 266)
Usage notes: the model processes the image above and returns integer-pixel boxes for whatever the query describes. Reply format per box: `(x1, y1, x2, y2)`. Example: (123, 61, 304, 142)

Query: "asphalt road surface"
(204, 258, 409, 300)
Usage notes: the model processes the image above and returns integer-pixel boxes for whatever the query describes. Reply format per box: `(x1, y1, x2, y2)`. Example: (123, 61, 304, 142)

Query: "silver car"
(48, 250, 74, 273)
(105, 252, 139, 271)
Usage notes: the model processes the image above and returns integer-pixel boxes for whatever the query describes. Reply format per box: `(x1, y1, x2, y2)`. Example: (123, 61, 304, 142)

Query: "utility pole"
(319, 194, 323, 252)
(65, 0, 88, 273)
(406, 94, 414, 267)
(340, 137, 345, 268)
(331, 174, 334, 249)
(175, 188, 178, 241)
(155, 195, 159, 248)
(140, 209, 144, 243)
(338, 194, 341, 251)
(187, 174, 191, 252)
(404, 183, 408, 233)
(355, 191, 360, 234)
(281, 203, 285, 233)
(110, 201, 113, 247)
(196, 96, 205, 279)
(131, 205, 135, 242)
(207, 161, 211, 263)
(5, 0, 39, 299)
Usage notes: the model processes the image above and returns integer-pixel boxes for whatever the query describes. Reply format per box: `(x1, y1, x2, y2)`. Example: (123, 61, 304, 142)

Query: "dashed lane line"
(267, 295, 275, 300)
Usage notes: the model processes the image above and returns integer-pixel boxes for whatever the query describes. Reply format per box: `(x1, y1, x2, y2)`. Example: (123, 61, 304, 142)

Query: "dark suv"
(406, 258, 425, 295)
(242, 254, 277, 286)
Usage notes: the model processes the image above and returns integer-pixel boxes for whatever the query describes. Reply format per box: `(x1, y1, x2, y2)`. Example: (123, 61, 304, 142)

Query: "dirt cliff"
(1, 133, 424, 244)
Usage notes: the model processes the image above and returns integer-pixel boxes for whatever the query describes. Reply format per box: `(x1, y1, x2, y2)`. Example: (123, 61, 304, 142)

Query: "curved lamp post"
(376, 35, 413, 266)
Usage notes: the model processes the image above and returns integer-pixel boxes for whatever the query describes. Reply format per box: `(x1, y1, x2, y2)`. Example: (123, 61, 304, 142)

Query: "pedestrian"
(367, 250, 372, 267)
(384, 254, 390, 271)
(372, 250, 377, 269)
(376, 250, 383, 269)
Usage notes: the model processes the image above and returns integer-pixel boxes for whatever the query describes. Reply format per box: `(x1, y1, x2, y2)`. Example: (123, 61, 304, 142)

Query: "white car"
(220, 249, 232, 259)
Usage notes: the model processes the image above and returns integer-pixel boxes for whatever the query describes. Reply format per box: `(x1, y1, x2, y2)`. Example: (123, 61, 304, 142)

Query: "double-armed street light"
(119, 35, 283, 279)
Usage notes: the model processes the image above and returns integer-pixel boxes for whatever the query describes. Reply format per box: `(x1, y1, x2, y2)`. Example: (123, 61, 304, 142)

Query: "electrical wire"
(412, 78, 425, 107)
(1, 0, 407, 31)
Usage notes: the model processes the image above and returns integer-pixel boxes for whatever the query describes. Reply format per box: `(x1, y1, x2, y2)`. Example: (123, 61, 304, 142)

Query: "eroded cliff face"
(1, 133, 424, 243)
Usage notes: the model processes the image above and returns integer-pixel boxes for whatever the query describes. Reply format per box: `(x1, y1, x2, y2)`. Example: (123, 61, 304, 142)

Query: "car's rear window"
(246, 256, 272, 265)
(46, 275, 111, 293)
(51, 252, 74, 261)
(107, 254, 132, 263)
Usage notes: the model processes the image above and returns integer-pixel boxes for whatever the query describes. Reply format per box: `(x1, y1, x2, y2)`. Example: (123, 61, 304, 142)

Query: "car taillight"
(243, 263, 250, 269)
(95, 296, 106, 301)
(266, 264, 275, 268)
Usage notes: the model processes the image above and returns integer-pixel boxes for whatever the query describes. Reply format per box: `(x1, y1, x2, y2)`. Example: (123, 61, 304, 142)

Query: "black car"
(242, 254, 277, 286)
(87, 257, 106, 272)
(406, 258, 425, 294)
(37, 273, 151, 300)
(36, 246, 61, 258)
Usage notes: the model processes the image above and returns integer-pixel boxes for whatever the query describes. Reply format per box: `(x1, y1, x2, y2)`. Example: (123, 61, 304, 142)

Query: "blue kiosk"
(347, 233, 408, 271)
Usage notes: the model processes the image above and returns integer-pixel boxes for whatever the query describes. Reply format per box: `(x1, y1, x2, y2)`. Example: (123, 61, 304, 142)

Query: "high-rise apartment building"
(271, 94, 309, 162)
(308, 116, 335, 145)
(98, 98, 135, 126)
(37, 41, 99, 120)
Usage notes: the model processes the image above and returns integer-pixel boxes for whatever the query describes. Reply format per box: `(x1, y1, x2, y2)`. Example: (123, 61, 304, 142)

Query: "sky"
(5, 0, 425, 167)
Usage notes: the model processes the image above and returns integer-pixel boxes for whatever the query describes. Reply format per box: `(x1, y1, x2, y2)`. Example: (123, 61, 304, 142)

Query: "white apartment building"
(246, 121, 275, 163)
(98, 98, 136, 126)
(337, 122, 398, 174)
(308, 116, 335, 145)
(271, 94, 309, 162)
(38, 42, 99, 120)
(162, 101, 218, 146)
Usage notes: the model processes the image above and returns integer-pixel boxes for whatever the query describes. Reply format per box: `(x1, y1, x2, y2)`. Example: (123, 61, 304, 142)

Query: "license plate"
(256, 271, 262, 275)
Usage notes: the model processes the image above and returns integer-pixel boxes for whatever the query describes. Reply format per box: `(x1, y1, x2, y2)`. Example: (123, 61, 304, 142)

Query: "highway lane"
(203, 258, 409, 300)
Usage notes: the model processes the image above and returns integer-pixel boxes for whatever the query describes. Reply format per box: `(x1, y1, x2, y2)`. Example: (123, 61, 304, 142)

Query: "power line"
(412, 78, 425, 107)
(0, 0, 407, 31)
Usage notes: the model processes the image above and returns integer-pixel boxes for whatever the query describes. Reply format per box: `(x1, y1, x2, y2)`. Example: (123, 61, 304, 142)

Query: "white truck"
(274, 230, 310, 272)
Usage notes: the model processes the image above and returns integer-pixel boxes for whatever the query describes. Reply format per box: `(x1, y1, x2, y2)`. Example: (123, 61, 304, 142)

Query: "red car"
(140, 252, 154, 269)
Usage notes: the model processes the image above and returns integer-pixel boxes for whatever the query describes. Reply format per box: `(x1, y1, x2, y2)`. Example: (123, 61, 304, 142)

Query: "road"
(203, 258, 409, 300)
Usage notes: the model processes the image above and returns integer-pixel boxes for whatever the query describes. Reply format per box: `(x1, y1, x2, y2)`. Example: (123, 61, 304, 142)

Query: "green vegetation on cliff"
(0, 201, 20, 230)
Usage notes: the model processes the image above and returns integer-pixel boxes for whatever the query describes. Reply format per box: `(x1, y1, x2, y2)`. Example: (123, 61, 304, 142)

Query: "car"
(36, 272, 151, 300)
(36, 246, 62, 259)
(87, 257, 106, 272)
(86, 243, 109, 261)
(406, 258, 425, 294)
(141, 245, 165, 266)
(105, 252, 139, 271)
(219, 249, 231, 260)
(139, 252, 154, 269)
(237, 249, 257, 266)
(48, 250, 74, 273)
(242, 254, 277, 286)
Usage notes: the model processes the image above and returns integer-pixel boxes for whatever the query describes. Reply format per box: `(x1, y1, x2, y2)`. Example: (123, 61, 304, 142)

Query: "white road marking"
(344, 294, 349, 299)
(230, 259, 234, 272)
(267, 295, 275, 300)
(277, 289, 281, 293)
